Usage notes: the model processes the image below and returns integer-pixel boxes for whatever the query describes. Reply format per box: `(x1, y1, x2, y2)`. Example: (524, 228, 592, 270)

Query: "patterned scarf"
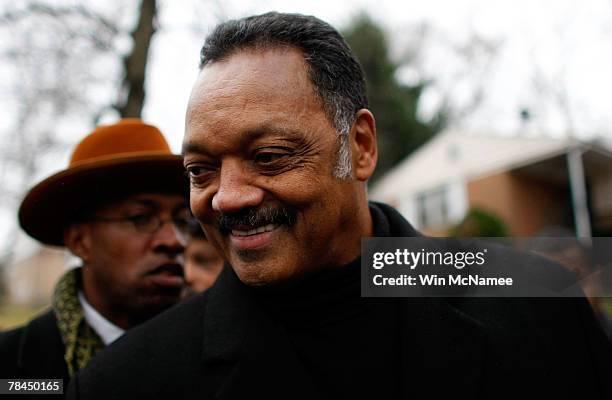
(52, 268, 105, 377)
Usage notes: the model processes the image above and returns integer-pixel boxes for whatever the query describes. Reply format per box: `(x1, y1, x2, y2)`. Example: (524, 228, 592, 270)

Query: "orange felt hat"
(18, 119, 188, 246)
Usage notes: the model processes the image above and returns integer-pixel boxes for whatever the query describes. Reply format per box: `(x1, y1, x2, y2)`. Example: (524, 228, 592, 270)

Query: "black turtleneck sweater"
(251, 204, 403, 399)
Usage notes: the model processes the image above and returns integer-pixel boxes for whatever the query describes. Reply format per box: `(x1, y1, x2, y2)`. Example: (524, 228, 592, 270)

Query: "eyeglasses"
(88, 212, 196, 238)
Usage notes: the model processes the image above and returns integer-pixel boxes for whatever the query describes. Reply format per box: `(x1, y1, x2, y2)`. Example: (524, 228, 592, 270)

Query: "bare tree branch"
(116, 0, 157, 118)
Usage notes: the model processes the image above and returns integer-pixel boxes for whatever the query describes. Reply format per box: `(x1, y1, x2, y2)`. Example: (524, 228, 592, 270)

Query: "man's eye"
(254, 152, 285, 164)
(187, 165, 215, 181)
(187, 166, 205, 177)
(127, 214, 154, 227)
(173, 215, 193, 230)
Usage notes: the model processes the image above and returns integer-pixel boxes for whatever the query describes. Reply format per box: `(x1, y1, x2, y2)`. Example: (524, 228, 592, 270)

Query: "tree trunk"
(117, 0, 157, 118)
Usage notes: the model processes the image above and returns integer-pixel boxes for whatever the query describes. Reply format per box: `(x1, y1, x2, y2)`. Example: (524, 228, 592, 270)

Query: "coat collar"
(200, 264, 252, 365)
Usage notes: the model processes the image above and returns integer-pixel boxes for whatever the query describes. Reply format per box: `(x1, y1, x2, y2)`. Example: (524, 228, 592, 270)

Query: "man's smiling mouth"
(218, 205, 297, 236)
(231, 223, 280, 237)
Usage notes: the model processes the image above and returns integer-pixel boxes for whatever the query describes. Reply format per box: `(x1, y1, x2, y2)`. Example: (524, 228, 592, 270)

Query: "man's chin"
(141, 287, 182, 309)
(231, 260, 297, 288)
(233, 269, 274, 287)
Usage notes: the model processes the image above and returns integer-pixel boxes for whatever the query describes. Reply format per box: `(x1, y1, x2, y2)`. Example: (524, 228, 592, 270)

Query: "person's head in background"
(182, 221, 225, 298)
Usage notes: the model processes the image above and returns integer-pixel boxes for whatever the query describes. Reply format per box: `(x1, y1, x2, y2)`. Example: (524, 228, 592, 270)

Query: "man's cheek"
(203, 228, 227, 255)
(189, 191, 211, 220)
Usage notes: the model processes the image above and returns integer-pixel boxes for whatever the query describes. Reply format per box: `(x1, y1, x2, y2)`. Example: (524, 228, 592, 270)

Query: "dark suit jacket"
(68, 204, 612, 399)
(0, 310, 68, 398)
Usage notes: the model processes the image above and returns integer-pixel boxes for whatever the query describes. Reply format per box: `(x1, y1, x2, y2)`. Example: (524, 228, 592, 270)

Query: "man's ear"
(350, 109, 378, 181)
(64, 224, 93, 263)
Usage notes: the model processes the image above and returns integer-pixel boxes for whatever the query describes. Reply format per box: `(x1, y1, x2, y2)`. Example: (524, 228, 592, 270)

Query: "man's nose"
(211, 160, 265, 214)
(152, 220, 185, 256)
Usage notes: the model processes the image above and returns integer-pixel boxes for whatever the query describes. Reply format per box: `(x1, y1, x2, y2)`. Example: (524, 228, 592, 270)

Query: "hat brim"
(19, 154, 188, 247)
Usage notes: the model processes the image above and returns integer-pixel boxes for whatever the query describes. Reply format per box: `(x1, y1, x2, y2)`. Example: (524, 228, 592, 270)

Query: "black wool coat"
(67, 203, 612, 400)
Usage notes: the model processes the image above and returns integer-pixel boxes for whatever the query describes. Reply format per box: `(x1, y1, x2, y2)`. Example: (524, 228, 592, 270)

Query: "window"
(416, 186, 448, 229)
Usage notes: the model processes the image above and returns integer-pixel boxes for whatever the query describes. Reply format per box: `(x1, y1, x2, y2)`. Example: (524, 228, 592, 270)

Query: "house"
(370, 130, 612, 237)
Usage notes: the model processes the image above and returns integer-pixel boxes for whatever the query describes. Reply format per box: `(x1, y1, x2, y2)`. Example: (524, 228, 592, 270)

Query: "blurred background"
(1, 0, 612, 329)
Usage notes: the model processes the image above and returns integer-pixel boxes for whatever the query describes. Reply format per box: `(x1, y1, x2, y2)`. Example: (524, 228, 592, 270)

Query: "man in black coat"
(68, 12, 612, 399)
(0, 119, 190, 393)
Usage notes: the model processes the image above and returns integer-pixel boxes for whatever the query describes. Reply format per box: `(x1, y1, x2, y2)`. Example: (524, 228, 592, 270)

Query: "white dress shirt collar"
(78, 291, 125, 345)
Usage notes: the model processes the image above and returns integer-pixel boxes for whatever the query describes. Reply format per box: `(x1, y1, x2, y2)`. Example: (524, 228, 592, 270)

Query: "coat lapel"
(201, 266, 320, 399)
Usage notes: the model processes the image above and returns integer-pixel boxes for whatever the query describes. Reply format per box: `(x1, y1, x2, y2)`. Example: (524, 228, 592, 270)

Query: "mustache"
(217, 205, 297, 234)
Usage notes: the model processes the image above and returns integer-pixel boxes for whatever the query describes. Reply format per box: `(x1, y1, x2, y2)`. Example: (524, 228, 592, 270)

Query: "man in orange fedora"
(0, 119, 190, 386)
